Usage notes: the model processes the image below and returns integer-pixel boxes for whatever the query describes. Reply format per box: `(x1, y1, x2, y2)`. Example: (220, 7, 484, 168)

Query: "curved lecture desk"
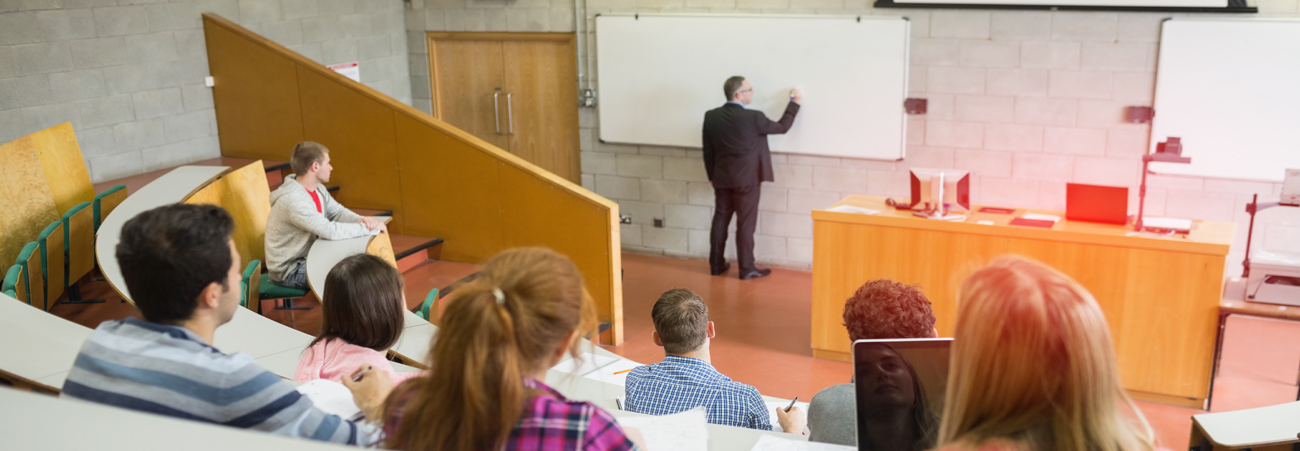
(93, 166, 413, 379)
(0, 291, 92, 392)
(0, 388, 352, 451)
(307, 233, 436, 367)
(812, 195, 1236, 408)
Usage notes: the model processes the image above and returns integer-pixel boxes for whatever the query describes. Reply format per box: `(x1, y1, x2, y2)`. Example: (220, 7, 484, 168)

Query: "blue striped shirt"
(624, 355, 771, 430)
(62, 318, 375, 446)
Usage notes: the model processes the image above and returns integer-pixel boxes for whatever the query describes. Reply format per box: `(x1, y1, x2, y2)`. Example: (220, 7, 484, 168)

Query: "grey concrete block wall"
(0, 0, 412, 183)
(401, 0, 1298, 275)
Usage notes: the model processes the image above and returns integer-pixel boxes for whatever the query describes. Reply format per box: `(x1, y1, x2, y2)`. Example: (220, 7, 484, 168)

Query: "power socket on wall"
(619, 215, 632, 224)
(653, 218, 664, 228)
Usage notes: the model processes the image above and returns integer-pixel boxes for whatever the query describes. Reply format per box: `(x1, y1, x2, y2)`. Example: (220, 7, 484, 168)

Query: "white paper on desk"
(296, 379, 363, 421)
(764, 400, 811, 433)
(551, 352, 618, 376)
(826, 205, 880, 215)
(616, 408, 709, 451)
(583, 358, 642, 386)
(1021, 213, 1061, 222)
(749, 434, 856, 451)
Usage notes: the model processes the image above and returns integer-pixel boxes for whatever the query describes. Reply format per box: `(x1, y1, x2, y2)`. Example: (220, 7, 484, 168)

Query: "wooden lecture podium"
(811, 195, 1236, 407)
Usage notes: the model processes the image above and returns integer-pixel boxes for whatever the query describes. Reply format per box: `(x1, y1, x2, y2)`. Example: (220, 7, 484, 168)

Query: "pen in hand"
(351, 365, 372, 382)
(785, 396, 799, 412)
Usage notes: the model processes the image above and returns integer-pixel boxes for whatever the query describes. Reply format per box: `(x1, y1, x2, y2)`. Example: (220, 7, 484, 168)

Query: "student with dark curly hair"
(808, 279, 937, 447)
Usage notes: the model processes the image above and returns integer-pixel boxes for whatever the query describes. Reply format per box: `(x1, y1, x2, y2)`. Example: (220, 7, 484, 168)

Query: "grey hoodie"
(265, 174, 369, 283)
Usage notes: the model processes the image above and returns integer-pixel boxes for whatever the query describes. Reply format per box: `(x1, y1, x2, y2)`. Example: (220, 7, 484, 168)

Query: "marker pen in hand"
(351, 365, 373, 382)
(784, 396, 799, 412)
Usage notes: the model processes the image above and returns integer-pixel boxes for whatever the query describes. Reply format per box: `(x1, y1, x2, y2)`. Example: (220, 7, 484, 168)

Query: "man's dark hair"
(116, 204, 235, 324)
(842, 279, 936, 340)
(290, 141, 329, 177)
(314, 253, 405, 351)
(651, 288, 709, 354)
(723, 76, 746, 101)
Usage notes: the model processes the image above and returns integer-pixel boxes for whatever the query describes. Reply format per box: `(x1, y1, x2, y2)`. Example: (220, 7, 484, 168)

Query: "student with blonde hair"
(381, 247, 643, 451)
(934, 256, 1155, 451)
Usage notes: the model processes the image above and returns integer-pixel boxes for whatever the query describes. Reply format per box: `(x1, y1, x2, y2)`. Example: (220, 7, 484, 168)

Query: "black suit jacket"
(702, 102, 800, 189)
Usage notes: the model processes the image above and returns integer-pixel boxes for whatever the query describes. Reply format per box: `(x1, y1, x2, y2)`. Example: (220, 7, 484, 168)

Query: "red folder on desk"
(1009, 217, 1055, 228)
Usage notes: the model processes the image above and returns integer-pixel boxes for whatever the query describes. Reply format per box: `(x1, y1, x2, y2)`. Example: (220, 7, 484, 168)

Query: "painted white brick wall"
(398, 0, 1298, 275)
(0, 0, 412, 183)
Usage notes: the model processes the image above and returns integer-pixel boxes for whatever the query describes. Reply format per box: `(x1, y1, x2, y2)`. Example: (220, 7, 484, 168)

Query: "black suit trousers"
(710, 184, 761, 274)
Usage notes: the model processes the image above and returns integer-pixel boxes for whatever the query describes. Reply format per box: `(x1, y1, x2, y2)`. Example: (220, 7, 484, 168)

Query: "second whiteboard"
(595, 14, 910, 161)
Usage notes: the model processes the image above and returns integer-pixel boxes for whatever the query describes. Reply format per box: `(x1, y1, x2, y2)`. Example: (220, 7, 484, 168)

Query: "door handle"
(493, 91, 501, 135)
(507, 92, 514, 135)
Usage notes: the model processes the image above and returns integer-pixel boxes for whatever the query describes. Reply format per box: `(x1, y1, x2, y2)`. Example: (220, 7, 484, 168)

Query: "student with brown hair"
(381, 247, 643, 451)
(265, 141, 386, 289)
(934, 256, 1156, 451)
(624, 288, 806, 433)
(296, 253, 421, 383)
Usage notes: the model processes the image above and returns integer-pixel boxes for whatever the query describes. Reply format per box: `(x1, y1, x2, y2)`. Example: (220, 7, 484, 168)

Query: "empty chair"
(3, 266, 27, 305)
(414, 288, 439, 322)
(15, 243, 43, 309)
(241, 260, 262, 312)
(61, 202, 103, 305)
(92, 185, 127, 232)
(37, 221, 66, 310)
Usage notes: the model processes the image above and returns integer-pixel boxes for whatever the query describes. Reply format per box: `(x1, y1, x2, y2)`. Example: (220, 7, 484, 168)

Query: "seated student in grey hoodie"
(807, 279, 938, 447)
(266, 141, 386, 289)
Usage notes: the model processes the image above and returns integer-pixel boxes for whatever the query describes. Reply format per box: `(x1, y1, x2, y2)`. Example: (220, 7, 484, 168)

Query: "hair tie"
(492, 288, 506, 306)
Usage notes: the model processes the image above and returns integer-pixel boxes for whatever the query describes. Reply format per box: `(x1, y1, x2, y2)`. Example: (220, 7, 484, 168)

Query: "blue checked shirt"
(624, 355, 771, 430)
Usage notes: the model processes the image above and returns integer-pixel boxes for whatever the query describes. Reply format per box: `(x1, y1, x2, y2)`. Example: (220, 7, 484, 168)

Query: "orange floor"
(48, 252, 1300, 450)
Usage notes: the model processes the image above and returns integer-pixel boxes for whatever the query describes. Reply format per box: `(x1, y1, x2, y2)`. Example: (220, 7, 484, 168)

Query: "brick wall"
(397, 0, 1300, 278)
(0, 0, 410, 183)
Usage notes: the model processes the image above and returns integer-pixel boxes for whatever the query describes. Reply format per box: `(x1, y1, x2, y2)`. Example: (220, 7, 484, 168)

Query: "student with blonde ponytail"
(933, 256, 1156, 451)
(382, 247, 642, 451)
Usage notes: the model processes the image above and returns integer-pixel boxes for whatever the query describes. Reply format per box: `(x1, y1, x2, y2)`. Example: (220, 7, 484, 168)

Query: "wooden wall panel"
(500, 164, 622, 344)
(297, 67, 405, 232)
(205, 23, 304, 161)
(394, 113, 504, 263)
(0, 137, 61, 272)
(30, 123, 94, 215)
(203, 14, 624, 343)
(811, 221, 1004, 360)
(184, 161, 271, 272)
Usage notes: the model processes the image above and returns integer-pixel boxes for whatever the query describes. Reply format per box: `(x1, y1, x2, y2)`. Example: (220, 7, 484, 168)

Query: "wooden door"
(430, 39, 509, 150)
(503, 39, 580, 183)
(428, 33, 581, 184)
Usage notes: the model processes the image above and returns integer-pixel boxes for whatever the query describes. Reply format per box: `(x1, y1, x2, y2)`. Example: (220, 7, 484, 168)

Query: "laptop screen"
(853, 338, 952, 451)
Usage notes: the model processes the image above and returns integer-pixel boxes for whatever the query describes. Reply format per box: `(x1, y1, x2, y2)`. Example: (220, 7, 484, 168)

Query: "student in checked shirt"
(383, 247, 646, 451)
(624, 288, 807, 433)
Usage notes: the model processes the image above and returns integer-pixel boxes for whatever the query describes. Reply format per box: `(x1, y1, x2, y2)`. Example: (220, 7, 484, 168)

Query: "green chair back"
(416, 288, 439, 321)
(15, 242, 40, 307)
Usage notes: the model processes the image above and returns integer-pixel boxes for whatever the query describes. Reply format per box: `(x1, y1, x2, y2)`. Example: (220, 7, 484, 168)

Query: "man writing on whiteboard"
(703, 76, 800, 280)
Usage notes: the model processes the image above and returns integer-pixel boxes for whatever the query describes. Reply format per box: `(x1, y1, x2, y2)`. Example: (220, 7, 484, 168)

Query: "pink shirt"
(295, 338, 422, 383)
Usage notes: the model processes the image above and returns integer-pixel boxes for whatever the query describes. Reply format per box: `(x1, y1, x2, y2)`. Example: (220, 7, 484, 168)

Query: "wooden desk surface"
(816, 195, 1234, 256)
(811, 195, 1235, 405)
(0, 292, 91, 390)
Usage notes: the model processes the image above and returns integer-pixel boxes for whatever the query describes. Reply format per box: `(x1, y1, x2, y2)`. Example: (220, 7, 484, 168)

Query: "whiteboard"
(1149, 18, 1300, 182)
(595, 14, 909, 160)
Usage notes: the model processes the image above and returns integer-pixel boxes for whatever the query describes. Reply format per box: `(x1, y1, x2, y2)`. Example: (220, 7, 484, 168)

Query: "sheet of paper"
(826, 205, 880, 215)
(583, 358, 643, 386)
(296, 379, 362, 421)
(749, 433, 857, 451)
(764, 400, 811, 433)
(616, 408, 709, 451)
(1021, 213, 1061, 222)
(550, 352, 618, 376)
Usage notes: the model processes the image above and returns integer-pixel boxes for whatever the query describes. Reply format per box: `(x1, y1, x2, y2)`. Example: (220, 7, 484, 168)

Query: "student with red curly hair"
(807, 279, 937, 447)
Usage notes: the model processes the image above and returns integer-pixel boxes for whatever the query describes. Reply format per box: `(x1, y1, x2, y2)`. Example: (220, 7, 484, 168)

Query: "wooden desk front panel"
(813, 219, 1225, 400)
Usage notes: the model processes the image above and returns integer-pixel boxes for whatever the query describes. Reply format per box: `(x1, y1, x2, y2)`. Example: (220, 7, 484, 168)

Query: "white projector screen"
(595, 14, 909, 161)
(1149, 19, 1300, 182)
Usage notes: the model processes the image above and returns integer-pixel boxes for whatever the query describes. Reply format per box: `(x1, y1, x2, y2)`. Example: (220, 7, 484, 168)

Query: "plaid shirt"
(385, 378, 639, 451)
(624, 355, 772, 430)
